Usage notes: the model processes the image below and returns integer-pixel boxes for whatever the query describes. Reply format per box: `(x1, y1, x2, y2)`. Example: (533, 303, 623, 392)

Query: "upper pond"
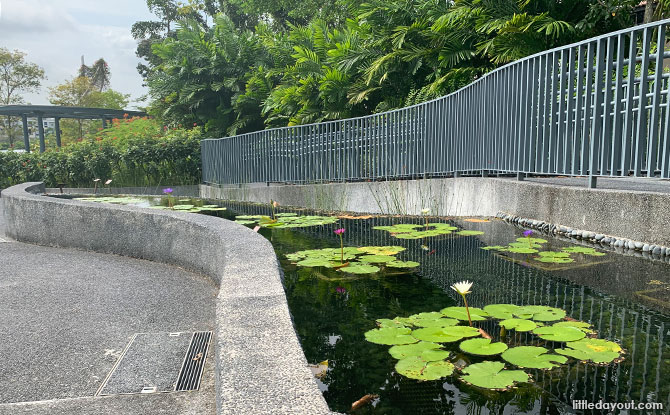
(53, 195, 670, 414)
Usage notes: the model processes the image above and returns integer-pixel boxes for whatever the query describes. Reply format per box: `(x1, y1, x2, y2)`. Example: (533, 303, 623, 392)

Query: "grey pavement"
(502, 175, 670, 193)
(0, 195, 217, 414)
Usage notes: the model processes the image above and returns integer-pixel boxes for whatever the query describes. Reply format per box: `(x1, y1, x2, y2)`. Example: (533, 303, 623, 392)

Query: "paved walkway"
(502, 176, 670, 194)
(0, 196, 217, 415)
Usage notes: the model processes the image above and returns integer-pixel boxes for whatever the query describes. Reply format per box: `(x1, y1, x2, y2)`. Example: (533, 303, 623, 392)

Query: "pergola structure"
(0, 105, 146, 153)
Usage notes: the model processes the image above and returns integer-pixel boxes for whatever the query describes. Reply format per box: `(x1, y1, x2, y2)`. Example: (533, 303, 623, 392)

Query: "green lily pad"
(235, 220, 256, 225)
(507, 247, 540, 254)
(405, 312, 458, 328)
(395, 356, 455, 380)
(555, 338, 623, 363)
(374, 223, 458, 239)
(501, 346, 568, 369)
(296, 258, 336, 268)
(274, 212, 297, 217)
(386, 260, 420, 268)
(552, 321, 595, 334)
(483, 304, 521, 320)
(456, 230, 485, 236)
(358, 255, 397, 263)
(459, 338, 508, 356)
(389, 342, 449, 361)
(499, 318, 537, 332)
(508, 242, 542, 249)
(440, 306, 488, 321)
(357, 246, 405, 255)
(338, 263, 380, 274)
(515, 306, 566, 321)
(535, 253, 574, 263)
(516, 237, 548, 244)
(561, 246, 606, 256)
(235, 215, 264, 220)
(376, 318, 407, 329)
(364, 327, 418, 345)
(460, 361, 529, 390)
(532, 325, 586, 342)
(481, 245, 508, 251)
(411, 325, 481, 343)
(172, 204, 195, 210)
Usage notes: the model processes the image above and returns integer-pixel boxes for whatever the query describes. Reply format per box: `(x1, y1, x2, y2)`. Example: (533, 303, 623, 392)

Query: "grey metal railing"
(202, 19, 670, 188)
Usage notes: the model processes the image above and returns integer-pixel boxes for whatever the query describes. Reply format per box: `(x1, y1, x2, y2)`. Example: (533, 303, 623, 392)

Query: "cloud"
(0, 0, 155, 109)
(0, 0, 77, 34)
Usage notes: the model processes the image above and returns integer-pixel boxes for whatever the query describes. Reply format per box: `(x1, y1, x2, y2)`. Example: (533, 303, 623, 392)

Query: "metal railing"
(202, 19, 670, 188)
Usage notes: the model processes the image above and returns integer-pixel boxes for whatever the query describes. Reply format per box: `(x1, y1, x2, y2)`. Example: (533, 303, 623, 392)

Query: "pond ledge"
(1, 182, 333, 415)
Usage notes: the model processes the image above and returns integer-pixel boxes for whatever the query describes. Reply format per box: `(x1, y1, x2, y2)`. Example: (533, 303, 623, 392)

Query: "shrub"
(0, 117, 202, 189)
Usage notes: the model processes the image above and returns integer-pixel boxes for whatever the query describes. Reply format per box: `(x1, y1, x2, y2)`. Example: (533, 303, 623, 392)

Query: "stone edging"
(0, 182, 332, 415)
(497, 212, 670, 263)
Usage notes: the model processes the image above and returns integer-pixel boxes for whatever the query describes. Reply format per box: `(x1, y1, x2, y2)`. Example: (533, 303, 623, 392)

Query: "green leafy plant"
(286, 246, 419, 274)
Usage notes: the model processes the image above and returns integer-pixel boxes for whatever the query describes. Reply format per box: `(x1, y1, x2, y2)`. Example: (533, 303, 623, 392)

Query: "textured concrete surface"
(202, 176, 670, 246)
(1, 183, 333, 415)
(44, 185, 200, 197)
(0, 240, 216, 413)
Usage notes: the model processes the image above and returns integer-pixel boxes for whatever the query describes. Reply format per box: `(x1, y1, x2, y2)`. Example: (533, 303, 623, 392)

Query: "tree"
(0, 48, 45, 147)
(48, 76, 130, 140)
(79, 57, 111, 92)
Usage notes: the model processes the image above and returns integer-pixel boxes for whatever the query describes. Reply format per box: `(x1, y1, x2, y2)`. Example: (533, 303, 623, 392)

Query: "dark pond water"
(52, 194, 670, 415)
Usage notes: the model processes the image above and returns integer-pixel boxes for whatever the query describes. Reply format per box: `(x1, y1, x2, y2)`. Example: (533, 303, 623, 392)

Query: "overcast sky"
(0, 0, 155, 109)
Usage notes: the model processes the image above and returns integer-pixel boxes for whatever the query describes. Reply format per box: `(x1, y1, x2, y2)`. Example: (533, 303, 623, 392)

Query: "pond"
(53, 194, 670, 414)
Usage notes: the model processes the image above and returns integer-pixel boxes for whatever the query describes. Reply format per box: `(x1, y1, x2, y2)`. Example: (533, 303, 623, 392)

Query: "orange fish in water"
(427, 249, 436, 255)
(351, 394, 379, 411)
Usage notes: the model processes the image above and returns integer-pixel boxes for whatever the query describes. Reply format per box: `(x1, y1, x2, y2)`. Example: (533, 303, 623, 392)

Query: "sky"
(0, 0, 155, 109)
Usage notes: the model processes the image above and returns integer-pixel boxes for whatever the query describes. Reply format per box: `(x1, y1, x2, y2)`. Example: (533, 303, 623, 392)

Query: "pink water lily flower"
(334, 228, 345, 235)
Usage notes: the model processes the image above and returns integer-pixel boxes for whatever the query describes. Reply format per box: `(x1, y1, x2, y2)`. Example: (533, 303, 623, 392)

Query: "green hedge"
(0, 118, 202, 189)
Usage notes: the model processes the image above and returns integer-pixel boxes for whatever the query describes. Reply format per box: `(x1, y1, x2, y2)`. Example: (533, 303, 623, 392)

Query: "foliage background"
(0, 117, 201, 189)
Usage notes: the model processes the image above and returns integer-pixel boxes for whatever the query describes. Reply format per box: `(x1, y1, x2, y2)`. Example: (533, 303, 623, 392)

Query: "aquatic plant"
(286, 246, 419, 275)
(450, 281, 474, 326)
(364, 303, 625, 387)
(73, 196, 227, 213)
(163, 187, 174, 208)
(235, 214, 338, 228)
(373, 223, 458, 239)
(270, 200, 279, 220)
(421, 208, 430, 229)
(93, 178, 100, 194)
(482, 237, 606, 265)
(334, 228, 346, 264)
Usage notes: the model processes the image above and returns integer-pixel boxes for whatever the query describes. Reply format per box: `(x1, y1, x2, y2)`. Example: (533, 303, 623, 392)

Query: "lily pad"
(456, 230, 485, 236)
(532, 325, 586, 342)
(389, 342, 449, 360)
(515, 306, 566, 321)
(374, 223, 459, 239)
(459, 338, 508, 356)
(411, 325, 481, 343)
(339, 263, 380, 274)
(552, 321, 595, 334)
(296, 258, 336, 268)
(481, 245, 508, 251)
(501, 346, 568, 369)
(507, 247, 539, 254)
(555, 338, 623, 363)
(561, 246, 606, 256)
(357, 246, 405, 255)
(395, 356, 455, 381)
(358, 255, 397, 264)
(460, 361, 529, 390)
(172, 204, 195, 210)
(516, 237, 548, 244)
(376, 318, 407, 329)
(365, 327, 418, 345)
(235, 220, 257, 225)
(440, 306, 488, 321)
(405, 312, 458, 328)
(499, 318, 537, 332)
(386, 260, 421, 268)
(535, 251, 574, 263)
(483, 304, 521, 320)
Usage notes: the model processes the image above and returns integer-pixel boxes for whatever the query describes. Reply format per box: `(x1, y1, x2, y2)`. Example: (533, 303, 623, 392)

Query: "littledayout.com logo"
(573, 400, 663, 411)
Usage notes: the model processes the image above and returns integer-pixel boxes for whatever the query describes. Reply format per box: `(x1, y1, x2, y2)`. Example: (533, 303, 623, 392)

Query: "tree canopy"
(136, 0, 646, 138)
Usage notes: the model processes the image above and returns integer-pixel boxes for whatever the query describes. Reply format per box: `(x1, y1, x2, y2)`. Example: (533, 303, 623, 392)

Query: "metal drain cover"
(97, 331, 212, 396)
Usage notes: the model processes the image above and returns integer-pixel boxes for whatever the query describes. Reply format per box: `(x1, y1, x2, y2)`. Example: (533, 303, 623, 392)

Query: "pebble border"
(496, 211, 670, 263)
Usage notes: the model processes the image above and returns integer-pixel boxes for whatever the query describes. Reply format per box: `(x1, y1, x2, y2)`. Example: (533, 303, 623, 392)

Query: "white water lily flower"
(450, 280, 473, 295)
(421, 208, 430, 215)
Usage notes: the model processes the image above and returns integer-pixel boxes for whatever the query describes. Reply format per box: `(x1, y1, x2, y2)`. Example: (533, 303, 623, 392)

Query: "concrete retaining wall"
(202, 177, 670, 246)
(1, 182, 332, 415)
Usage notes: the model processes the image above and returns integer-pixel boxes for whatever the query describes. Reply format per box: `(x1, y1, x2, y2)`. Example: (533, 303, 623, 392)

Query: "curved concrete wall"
(1, 182, 332, 415)
(202, 177, 670, 246)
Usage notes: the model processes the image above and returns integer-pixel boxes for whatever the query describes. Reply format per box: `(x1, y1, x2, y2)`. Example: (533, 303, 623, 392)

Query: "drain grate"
(175, 331, 212, 391)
